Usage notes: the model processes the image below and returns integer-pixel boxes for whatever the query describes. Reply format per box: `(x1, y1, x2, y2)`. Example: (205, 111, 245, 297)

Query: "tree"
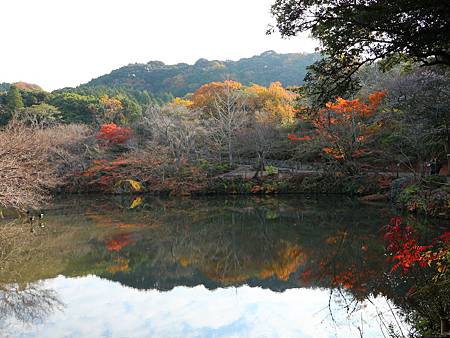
(6, 85, 23, 112)
(143, 104, 205, 166)
(245, 82, 296, 125)
(0, 124, 90, 210)
(48, 92, 99, 124)
(290, 91, 386, 174)
(204, 82, 248, 165)
(240, 112, 281, 177)
(270, 0, 450, 102)
(96, 123, 132, 146)
(382, 68, 450, 176)
(191, 80, 244, 116)
(14, 103, 62, 128)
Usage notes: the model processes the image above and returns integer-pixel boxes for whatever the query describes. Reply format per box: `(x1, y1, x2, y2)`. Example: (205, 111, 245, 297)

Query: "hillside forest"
(0, 56, 448, 218)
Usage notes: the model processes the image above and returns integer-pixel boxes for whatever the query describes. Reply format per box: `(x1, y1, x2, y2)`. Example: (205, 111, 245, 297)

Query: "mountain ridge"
(82, 50, 320, 97)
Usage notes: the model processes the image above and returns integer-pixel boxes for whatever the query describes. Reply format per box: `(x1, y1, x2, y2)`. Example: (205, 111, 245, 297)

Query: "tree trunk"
(442, 317, 449, 336)
(228, 138, 233, 166)
(253, 152, 265, 179)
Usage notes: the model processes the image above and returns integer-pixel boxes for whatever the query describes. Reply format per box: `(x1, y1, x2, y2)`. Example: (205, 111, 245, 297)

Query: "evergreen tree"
(6, 85, 24, 111)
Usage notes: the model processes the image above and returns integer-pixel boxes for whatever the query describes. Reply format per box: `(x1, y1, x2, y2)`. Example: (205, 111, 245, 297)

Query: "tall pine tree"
(6, 85, 24, 111)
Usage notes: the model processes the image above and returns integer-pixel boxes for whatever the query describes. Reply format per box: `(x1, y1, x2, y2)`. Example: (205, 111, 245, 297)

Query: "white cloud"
(3, 275, 407, 338)
(0, 0, 318, 91)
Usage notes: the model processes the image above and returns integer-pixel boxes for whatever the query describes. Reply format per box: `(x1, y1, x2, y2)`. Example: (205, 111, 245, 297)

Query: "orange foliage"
(13, 82, 43, 91)
(288, 134, 312, 141)
(289, 91, 386, 165)
(189, 80, 296, 124)
(191, 80, 243, 113)
(107, 258, 129, 273)
(324, 91, 386, 118)
(105, 233, 133, 252)
(96, 123, 132, 145)
(179, 257, 190, 267)
(259, 244, 306, 281)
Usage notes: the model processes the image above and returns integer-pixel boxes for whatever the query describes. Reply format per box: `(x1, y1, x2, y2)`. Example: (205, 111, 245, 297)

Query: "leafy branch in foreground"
(270, 0, 450, 101)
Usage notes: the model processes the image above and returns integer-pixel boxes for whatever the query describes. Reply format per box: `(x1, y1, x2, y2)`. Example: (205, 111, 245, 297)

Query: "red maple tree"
(96, 123, 132, 145)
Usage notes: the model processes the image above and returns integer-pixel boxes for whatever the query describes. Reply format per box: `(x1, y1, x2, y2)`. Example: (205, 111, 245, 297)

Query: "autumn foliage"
(106, 233, 133, 252)
(191, 80, 243, 114)
(189, 80, 296, 124)
(13, 82, 43, 91)
(245, 82, 296, 124)
(290, 91, 386, 172)
(96, 123, 132, 145)
(384, 216, 449, 274)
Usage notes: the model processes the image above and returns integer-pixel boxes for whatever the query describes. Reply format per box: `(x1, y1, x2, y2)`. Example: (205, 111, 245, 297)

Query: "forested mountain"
(83, 51, 320, 97)
(1, 51, 319, 124)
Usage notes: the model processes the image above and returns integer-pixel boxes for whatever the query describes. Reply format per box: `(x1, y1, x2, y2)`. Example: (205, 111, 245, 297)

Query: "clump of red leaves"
(384, 216, 449, 274)
(96, 123, 132, 146)
(106, 233, 133, 252)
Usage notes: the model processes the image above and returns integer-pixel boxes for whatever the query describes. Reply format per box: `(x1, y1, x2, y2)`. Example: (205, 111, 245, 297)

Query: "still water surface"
(0, 195, 412, 337)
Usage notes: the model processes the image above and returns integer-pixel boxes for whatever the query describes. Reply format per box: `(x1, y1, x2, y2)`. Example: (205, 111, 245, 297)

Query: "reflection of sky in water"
(4, 275, 406, 338)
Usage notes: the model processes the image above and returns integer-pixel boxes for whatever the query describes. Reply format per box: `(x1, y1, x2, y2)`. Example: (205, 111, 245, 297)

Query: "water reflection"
(0, 195, 447, 337)
(2, 276, 405, 338)
(0, 282, 63, 333)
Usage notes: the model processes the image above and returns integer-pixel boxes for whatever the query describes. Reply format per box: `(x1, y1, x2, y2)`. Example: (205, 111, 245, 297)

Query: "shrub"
(0, 123, 92, 210)
(96, 123, 132, 146)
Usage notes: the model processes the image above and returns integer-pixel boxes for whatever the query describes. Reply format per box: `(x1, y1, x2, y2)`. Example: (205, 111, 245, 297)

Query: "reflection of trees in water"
(306, 236, 410, 337)
(316, 220, 450, 337)
(3, 195, 446, 336)
(0, 282, 63, 326)
(90, 196, 392, 293)
(0, 221, 35, 280)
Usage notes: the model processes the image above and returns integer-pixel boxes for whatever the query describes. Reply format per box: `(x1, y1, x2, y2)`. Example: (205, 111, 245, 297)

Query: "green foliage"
(271, 0, 450, 102)
(48, 92, 99, 124)
(15, 103, 63, 127)
(84, 51, 320, 97)
(0, 110, 12, 126)
(19, 88, 49, 107)
(397, 179, 449, 218)
(265, 165, 278, 175)
(296, 172, 384, 196)
(6, 85, 23, 111)
(49, 87, 168, 124)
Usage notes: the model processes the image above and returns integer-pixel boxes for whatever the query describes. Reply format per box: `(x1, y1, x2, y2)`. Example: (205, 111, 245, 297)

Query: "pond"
(0, 195, 446, 337)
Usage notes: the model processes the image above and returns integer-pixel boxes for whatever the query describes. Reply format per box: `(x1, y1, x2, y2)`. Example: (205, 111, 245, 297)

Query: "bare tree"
(0, 282, 63, 325)
(361, 66, 450, 176)
(239, 111, 281, 177)
(205, 83, 248, 165)
(141, 105, 206, 166)
(0, 123, 92, 210)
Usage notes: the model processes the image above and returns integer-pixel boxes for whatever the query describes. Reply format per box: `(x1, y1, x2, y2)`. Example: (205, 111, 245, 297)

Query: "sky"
(0, 0, 317, 91)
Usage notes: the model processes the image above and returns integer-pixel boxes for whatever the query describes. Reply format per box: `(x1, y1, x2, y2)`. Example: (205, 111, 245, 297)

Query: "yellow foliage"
(99, 95, 125, 122)
(179, 257, 190, 267)
(129, 196, 142, 209)
(107, 258, 129, 274)
(169, 97, 194, 108)
(245, 82, 296, 125)
(259, 243, 306, 281)
(127, 179, 142, 192)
